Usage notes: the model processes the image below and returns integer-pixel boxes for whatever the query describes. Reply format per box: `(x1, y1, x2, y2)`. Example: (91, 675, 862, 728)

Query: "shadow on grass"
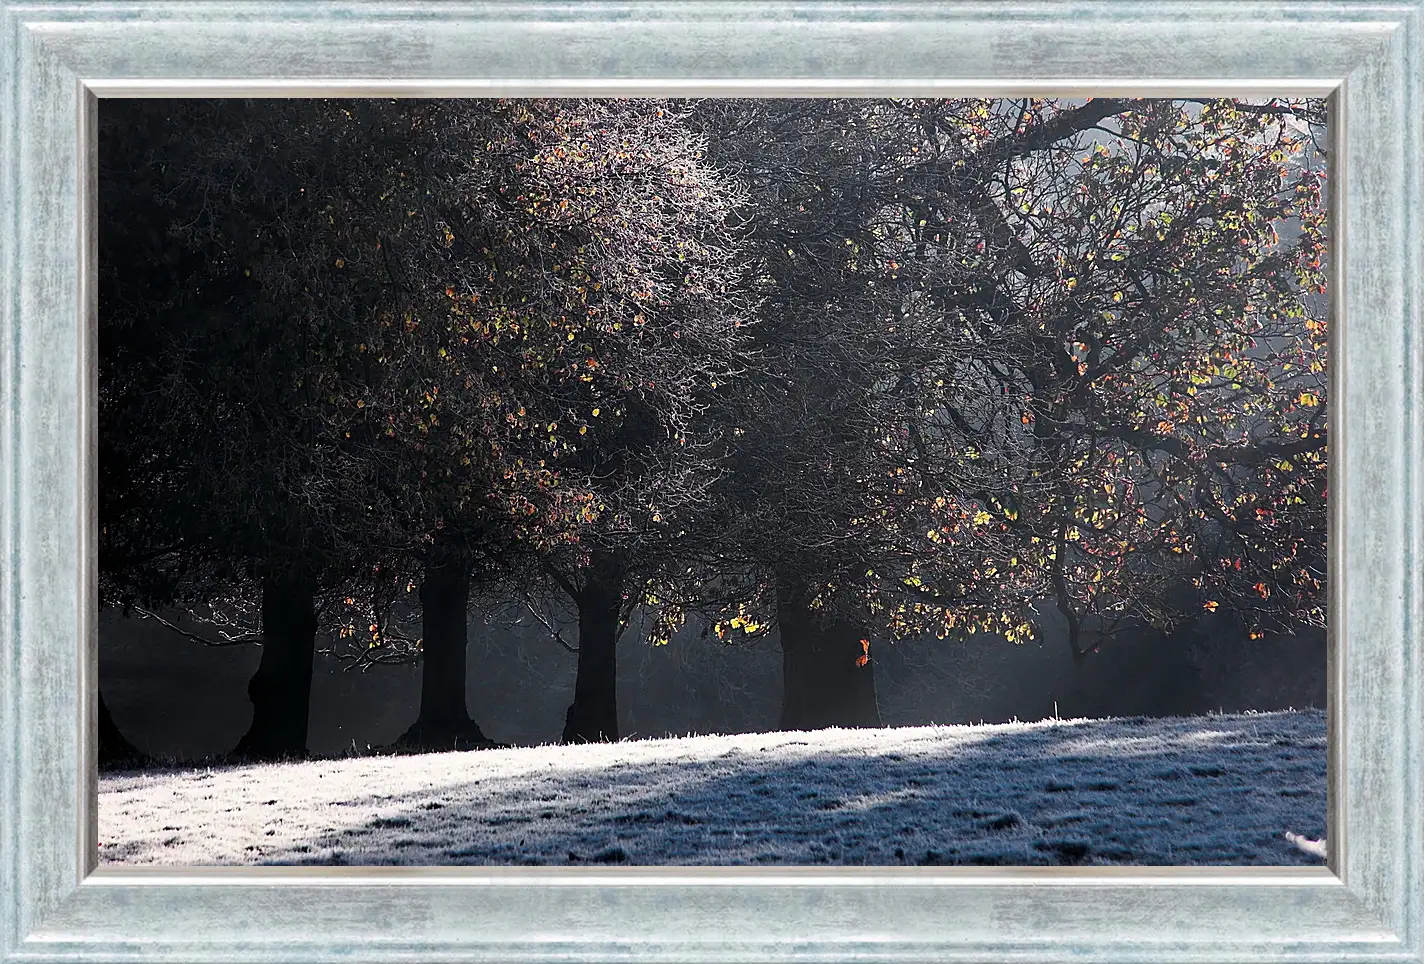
(190, 710, 1331, 869)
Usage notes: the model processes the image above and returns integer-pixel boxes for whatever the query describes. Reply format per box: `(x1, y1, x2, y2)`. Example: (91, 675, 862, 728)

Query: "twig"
(132, 606, 263, 647)
(523, 599, 578, 654)
(1284, 831, 1327, 859)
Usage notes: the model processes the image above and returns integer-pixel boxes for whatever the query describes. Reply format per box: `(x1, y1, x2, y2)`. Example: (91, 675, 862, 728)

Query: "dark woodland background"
(102, 609, 1324, 759)
(98, 97, 1328, 765)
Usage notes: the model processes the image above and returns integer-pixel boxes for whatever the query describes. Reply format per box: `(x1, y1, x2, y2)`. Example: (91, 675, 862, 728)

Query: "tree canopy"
(99, 96, 1328, 747)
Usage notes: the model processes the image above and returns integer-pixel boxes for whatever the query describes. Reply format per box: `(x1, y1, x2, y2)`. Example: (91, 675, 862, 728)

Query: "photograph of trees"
(98, 97, 1328, 867)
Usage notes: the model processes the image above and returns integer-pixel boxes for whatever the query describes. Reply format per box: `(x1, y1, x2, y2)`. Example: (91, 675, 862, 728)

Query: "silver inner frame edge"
(77, 76, 1348, 886)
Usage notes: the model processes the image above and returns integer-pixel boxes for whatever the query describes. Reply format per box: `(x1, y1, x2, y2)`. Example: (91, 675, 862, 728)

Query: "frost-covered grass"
(99, 708, 1326, 867)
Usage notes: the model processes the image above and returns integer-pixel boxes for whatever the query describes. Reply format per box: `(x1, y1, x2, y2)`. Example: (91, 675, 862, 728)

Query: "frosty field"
(99, 708, 1327, 867)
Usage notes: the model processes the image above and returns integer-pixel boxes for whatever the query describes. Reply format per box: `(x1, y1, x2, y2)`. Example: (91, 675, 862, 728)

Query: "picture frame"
(1, 1, 1419, 960)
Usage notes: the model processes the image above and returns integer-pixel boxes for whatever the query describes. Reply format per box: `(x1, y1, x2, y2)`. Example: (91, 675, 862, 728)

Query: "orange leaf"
(855, 638, 871, 667)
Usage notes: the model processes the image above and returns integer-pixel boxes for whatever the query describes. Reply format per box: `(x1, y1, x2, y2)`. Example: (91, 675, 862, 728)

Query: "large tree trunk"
(232, 575, 317, 761)
(97, 688, 145, 769)
(562, 552, 624, 743)
(776, 577, 881, 731)
(397, 559, 492, 751)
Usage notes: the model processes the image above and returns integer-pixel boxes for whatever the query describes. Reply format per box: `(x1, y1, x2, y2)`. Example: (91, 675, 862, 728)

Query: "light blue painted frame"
(0, 2, 1420, 962)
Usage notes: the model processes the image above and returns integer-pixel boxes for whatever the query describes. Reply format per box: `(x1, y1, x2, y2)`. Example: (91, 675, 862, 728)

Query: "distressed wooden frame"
(1, 2, 1420, 962)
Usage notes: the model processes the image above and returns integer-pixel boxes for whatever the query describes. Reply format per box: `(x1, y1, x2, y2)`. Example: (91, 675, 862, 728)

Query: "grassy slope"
(99, 708, 1326, 867)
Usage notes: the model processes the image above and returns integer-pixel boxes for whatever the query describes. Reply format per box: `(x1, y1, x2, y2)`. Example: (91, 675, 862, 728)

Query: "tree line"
(98, 97, 1328, 761)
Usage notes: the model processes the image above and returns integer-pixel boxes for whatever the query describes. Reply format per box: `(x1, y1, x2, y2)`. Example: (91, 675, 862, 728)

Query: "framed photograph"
(1, 1, 1420, 961)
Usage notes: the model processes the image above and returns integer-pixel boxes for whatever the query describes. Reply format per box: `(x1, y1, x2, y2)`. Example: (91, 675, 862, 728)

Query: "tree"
(314, 97, 752, 746)
(100, 99, 457, 758)
(687, 97, 1326, 727)
(890, 97, 1328, 655)
(686, 99, 1031, 729)
(101, 97, 753, 751)
(450, 100, 753, 743)
(97, 690, 146, 769)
